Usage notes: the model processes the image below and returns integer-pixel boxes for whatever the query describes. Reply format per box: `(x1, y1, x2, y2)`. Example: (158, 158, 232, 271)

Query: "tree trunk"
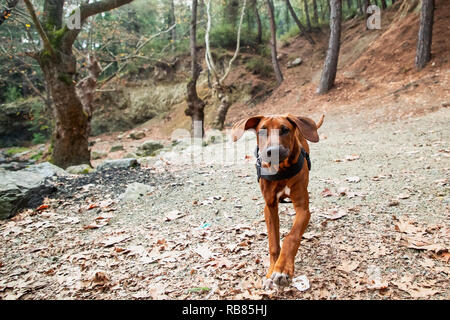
(317, 0, 342, 94)
(364, 0, 370, 30)
(212, 86, 232, 130)
(380, 0, 387, 9)
(252, 0, 263, 44)
(40, 57, 91, 168)
(415, 0, 434, 69)
(266, 0, 283, 85)
(357, 0, 363, 15)
(312, 0, 319, 25)
(186, 0, 205, 138)
(303, 0, 312, 31)
(347, 0, 352, 10)
(285, 0, 315, 45)
(169, 0, 176, 50)
(23, 0, 133, 168)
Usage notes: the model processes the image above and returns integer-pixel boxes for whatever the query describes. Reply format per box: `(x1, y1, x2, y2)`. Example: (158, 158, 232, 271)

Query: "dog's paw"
(271, 272, 291, 287)
(262, 278, 274, 290)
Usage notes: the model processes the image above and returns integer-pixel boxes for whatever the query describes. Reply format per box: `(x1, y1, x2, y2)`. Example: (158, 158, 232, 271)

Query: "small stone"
(66, 164, 94, 174)
(97, 158, 138, 170)
(110, 144, 124, 152)
(119, 182, 154, 202)
(287, 57, 302, 68)
(137, 140, 164, 157)
(91, 151, 107, 160)
(129, 131, 146, 140)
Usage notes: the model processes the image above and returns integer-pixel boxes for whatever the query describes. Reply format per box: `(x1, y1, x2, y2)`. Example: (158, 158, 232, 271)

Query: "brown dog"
(232, 114, 324, 288)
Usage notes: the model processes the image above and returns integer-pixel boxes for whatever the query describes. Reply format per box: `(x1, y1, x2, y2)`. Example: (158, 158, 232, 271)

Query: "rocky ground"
(0, 105, 448, 300)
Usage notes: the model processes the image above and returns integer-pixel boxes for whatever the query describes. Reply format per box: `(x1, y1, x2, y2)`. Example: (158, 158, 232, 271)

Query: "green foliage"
(5, 147, 29, 156)
(245, 56, 272, 78)
(4, 85, 22, 103)
(28, 100, 52, 145)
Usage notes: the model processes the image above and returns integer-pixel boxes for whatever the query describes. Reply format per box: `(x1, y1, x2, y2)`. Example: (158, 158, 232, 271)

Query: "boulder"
(0, 162, 63, 219)
(66, 164, 94, 174)
(97, 158, 138, 170)
(137, 140, 164, 156)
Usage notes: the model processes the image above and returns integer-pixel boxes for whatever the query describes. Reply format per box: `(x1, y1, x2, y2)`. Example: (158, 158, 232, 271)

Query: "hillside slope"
(227, 0, 449, 127)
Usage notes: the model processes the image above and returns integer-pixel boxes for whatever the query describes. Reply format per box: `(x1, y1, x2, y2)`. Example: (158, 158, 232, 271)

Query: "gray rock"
(0, 162, 63, 219)
(23, 162, 67, 178)
(137, 140, 164, 156)
(129, 131, 146, 140)
(66, 164, 94, 174)
(287, 57, 303, 68)
(119, 182, 154, 202)
(110, 144, 125, 152)
(97, 158, 138, 170)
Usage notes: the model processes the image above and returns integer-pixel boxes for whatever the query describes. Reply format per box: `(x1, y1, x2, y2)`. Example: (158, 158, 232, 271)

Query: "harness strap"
(255, 146, 311, 182)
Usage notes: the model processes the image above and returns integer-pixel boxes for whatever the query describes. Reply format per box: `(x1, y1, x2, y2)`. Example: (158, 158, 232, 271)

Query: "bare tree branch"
(62, 0, 134, 51)
(23, 0, 54, 55)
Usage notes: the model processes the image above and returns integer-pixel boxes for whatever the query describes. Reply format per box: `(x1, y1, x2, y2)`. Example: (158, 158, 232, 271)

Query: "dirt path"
(0, 107, 449, 300)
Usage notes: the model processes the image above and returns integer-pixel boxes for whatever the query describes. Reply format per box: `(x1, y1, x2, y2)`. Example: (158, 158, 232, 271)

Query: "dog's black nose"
(261, 145, 289, 164)
(263, 146, 281, 162)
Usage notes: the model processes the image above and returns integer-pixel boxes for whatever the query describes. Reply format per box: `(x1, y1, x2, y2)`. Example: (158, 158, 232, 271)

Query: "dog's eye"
(280, 126, 289, 135)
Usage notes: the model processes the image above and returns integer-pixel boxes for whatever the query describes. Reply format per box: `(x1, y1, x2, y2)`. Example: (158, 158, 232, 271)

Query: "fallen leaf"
(337, 260, 360, 273)
(318, 208, 348, 220)
(101, 234, 131, 247)
(36, 204, 49, 211)
(292, 275, 310, 292)
(346, 176, 361, 183)
(164, 210, 185, 221)
(193, 244, 215, 260)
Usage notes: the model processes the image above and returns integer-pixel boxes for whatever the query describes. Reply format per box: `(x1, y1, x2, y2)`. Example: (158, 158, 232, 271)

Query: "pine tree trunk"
(252, 0, 263, 44)
(266, 0, 283, 85)
(415, 0, 434, 69)
(317, 0, 342, 94)
(186, 0, 205, 138)
(347, 0, 352, 10)
(312, 0, 319, 25)
(303, 0, 312, 31)
(285, 0, 315, 45)
(364, 0, 370, 30)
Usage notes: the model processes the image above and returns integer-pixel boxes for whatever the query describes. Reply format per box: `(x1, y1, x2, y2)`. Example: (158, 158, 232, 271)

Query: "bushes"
(245, 56, 273, 78)
(28, 100, 52, 145)
(4, 85, 22, 103)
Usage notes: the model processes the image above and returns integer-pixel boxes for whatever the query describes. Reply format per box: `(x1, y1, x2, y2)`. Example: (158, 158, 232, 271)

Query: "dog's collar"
(255, 146, 311, 182)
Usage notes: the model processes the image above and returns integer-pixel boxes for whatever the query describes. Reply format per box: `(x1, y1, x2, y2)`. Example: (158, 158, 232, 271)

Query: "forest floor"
(0, 104, 448, 300)
(1, 0, 449, 301)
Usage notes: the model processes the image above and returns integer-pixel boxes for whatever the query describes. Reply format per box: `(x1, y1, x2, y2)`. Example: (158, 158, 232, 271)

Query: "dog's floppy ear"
(287, 114, 320, 143)
(231, 115, 263, 142)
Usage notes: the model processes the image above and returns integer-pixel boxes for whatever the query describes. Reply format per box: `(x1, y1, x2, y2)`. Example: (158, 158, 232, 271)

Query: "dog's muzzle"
(259, 145, 290, 165)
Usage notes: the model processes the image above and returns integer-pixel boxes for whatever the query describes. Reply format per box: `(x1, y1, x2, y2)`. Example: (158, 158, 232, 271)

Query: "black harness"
(255, 146, 311, 182)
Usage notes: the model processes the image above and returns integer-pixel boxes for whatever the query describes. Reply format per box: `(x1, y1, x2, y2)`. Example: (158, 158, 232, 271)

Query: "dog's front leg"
(271, 183, 310, 287)
(263, 201, 280, 280)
